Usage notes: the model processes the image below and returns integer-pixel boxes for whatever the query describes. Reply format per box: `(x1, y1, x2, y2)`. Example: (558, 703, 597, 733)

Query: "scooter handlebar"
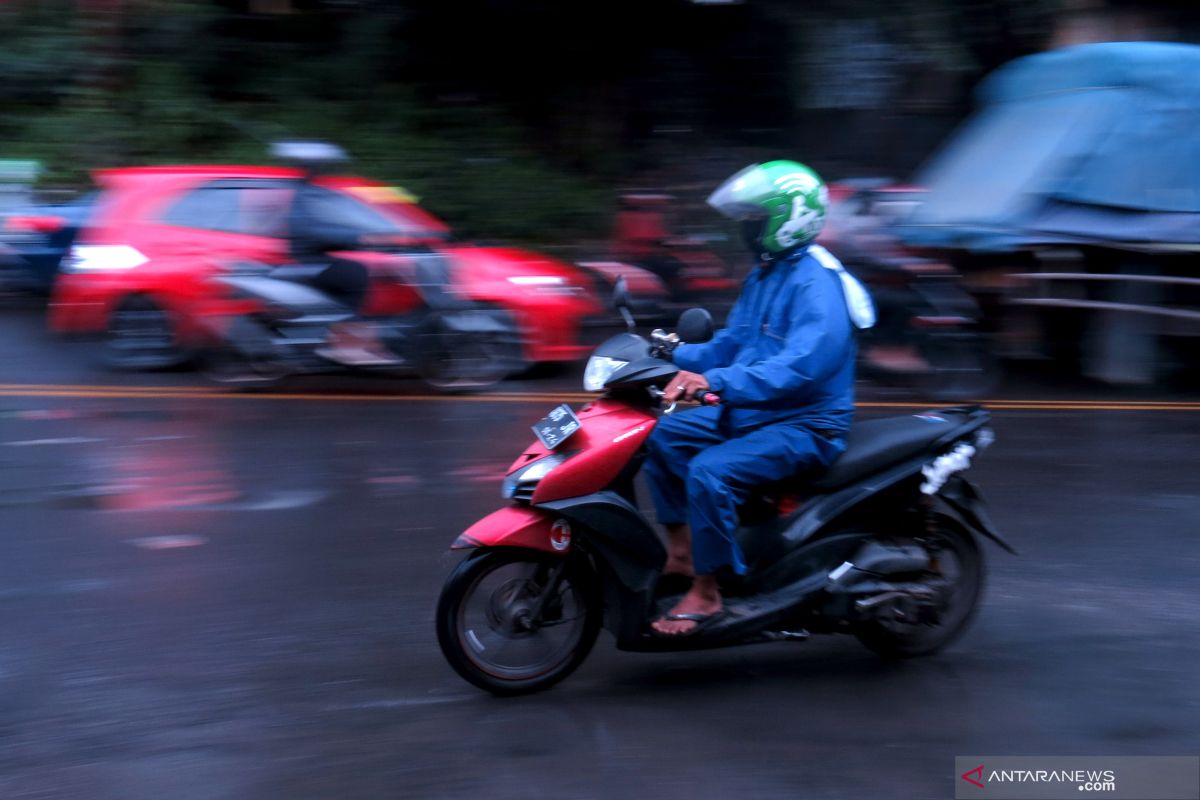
(650, 387, 718, 414)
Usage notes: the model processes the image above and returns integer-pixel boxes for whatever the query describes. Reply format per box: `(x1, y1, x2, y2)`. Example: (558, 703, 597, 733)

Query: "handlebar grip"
(700, 392, 721, 406)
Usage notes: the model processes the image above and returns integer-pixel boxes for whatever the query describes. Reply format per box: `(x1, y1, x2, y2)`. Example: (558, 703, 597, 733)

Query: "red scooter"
(435, 283, 1012, 695)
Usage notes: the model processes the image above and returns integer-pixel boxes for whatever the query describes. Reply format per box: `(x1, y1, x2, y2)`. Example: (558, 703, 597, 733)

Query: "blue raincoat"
(644, 246, 858, 575)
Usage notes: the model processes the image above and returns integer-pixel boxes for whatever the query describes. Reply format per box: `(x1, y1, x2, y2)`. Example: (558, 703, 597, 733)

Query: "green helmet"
(707, 160, 828, 254)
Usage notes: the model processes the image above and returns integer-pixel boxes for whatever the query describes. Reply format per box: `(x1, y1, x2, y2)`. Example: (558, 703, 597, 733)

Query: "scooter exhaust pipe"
(826, 540, 931, 590)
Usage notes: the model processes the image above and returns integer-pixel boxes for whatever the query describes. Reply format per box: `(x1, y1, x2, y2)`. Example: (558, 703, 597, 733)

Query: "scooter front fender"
(452, 506, 570, 555)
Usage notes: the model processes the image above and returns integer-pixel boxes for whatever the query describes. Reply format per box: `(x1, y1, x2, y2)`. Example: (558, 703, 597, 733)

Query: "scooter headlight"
(583, 356, 628, 391)
(502, 452, 572, 501)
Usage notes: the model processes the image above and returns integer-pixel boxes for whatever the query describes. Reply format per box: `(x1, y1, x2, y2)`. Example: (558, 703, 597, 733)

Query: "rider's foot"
(651, 575, 722, 636)
(662, 553, 695, 578)
(318, 323, 400, 367)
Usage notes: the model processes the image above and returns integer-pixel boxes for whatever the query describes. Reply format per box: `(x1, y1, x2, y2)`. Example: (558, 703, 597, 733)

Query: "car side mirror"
(613, 276, 635, 330)
(677, 308, 714, 343)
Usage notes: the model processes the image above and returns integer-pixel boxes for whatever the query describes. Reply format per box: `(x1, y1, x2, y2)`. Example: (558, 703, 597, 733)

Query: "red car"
(49, 165, 604, 369)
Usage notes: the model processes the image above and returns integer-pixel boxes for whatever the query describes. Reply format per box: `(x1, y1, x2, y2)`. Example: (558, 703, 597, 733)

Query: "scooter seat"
(811, 410, 975, 491)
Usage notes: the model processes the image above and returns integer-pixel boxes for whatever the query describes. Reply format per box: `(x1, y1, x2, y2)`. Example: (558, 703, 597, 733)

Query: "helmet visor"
(707, 164, 776, 221)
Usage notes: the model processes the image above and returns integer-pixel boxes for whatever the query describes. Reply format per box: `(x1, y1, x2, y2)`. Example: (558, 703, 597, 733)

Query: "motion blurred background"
(1, 4, 1199, 800)
(4, 0, 1200, 389)
(0, 0, 1192, 238)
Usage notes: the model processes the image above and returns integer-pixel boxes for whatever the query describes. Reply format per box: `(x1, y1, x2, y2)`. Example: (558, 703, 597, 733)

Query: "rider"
(644, 161, 875, 636)
(287, 175, 399, 366)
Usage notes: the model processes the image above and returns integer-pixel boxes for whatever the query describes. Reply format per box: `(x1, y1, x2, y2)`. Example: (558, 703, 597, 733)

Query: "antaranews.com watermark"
(955, 756, 1199, 799)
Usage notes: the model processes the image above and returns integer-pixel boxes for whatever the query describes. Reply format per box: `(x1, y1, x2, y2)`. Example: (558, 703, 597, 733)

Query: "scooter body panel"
(536, 490, 666, 642)
(451, 505, 570, 555)
(436, 302, 1007, 692)
(527, 400, 658, 504)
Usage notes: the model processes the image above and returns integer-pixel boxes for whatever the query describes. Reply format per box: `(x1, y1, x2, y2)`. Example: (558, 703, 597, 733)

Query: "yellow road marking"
(0, 383, 1197, 411)
(0, 388, 545, 403)
(3, 384, 206, 394)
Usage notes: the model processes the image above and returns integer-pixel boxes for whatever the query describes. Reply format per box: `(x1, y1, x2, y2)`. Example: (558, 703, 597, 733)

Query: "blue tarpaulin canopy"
(900, 42, 1200, 250)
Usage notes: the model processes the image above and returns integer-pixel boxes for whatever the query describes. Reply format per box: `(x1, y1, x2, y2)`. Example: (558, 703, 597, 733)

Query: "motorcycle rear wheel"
(436, 549, 602, 695)
(198, 348, 287, 389)
(854, 514, 984, 658)
(414, 321, 515, 393)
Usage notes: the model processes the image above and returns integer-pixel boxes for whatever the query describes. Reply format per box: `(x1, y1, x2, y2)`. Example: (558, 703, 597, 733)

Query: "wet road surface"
(1, 298, 1198, 799)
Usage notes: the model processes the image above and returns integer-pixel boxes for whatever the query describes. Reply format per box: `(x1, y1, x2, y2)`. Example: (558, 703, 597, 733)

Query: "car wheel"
(104, 295, 189, 371)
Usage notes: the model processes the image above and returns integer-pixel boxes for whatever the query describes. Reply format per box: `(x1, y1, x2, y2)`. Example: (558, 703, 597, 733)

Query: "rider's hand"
(664, 370, 710, 403)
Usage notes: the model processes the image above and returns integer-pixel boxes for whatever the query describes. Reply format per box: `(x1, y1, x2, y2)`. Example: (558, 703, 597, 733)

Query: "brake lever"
(647, 386, 677, 415)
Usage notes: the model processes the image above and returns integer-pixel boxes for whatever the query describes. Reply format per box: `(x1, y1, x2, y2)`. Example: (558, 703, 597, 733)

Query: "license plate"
(532, 403, 582, 450)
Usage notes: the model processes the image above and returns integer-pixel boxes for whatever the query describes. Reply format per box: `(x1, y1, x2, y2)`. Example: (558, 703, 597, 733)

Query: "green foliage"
(0, 0, 1061, 240)
(0, 3, 607, 245)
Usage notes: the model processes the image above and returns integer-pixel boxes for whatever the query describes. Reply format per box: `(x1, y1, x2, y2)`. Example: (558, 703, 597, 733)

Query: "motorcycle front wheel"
(436, 549, 602, 695)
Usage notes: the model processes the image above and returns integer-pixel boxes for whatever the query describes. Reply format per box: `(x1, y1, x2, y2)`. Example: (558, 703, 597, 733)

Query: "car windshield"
(296, 185, 416, 236)
(331, 184, 450, 240)
(160, 179, 448, 242)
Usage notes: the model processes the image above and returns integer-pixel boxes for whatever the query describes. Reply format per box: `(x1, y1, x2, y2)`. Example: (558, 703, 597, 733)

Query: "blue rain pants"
(644, 405, 845, 575)
(642, 247, 860, 576)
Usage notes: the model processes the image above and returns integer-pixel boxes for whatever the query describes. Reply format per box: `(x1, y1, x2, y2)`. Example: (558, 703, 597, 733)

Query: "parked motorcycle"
(826, 182, 1000, 401)
(435, 282, 1012, 695)
(578, 193, 740, 325)
(856, 260, 1001, 401)
(197, 252, 522, 391)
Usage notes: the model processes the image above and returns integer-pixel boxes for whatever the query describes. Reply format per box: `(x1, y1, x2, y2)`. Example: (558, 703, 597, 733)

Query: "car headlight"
(583, 356, 628, 391)
(502, 452, 572, 500)
(506, 275, 565, 286)
(63, 245, 148, 273)
(506, 275, 584, 296)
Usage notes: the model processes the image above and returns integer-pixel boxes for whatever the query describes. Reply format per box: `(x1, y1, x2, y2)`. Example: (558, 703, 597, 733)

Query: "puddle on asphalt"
(4, 436, 105, 447)
(0, 578, 115, 600)
(0, 406, 184, 423)
(1, 407, 326, 511)
(128, 535, 209, 550)
(46, 484, 327, 513)
(85, 408, 189, 423)
(447, 462, 512, 483)
(2, 409, 81, 420)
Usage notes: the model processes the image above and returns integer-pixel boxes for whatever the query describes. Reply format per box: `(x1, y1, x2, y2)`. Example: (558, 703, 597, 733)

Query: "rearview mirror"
(677, 308, 714, 344)
(613, 276, 635, 331)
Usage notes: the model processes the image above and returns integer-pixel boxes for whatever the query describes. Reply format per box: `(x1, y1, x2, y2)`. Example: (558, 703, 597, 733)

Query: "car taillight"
(4, 215, 65, 234)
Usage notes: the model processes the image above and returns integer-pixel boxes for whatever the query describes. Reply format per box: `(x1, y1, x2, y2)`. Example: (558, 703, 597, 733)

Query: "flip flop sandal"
(651, 610, 724, 638)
